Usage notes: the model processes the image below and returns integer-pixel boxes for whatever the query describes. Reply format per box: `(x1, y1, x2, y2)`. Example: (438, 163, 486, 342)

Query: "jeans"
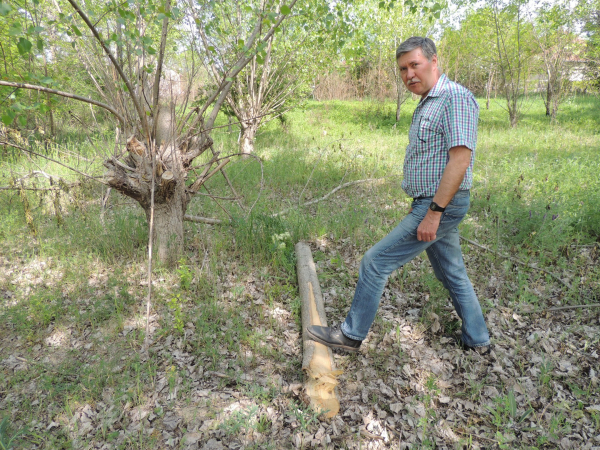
(341, 190, 490, 348)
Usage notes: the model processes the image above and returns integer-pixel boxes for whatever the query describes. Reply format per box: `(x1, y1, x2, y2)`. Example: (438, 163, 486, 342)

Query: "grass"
(1, 93, 599, 448)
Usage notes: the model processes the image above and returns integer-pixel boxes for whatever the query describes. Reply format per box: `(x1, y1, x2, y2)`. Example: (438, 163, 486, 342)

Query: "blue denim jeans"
(341, 190, 490, 348)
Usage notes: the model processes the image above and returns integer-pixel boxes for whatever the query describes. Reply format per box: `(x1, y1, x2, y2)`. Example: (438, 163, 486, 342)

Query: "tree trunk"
(239, 122, 259, 155)
(545, 80, 552, 117)
(396, 90, 402, 122)
(104, 136, 207, 267)
(486, 69, 494, 110)
(145, 181, 186, 267)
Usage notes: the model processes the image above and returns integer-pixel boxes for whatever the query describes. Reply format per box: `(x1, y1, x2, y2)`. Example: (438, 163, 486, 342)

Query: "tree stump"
(295, 242, 341, 419)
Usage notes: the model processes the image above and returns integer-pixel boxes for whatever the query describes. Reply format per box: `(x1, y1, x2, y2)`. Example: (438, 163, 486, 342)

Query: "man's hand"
(417, 210, 442, 241)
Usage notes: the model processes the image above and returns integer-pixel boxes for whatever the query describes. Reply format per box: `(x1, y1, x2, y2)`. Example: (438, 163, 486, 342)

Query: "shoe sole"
(306, 328, 360, 353)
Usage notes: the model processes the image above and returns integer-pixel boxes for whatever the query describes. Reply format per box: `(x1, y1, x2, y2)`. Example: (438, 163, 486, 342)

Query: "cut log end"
(127, 135, 146, 156)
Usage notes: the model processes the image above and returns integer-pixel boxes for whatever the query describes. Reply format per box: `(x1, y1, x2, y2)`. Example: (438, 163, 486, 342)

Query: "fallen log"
(295, 242, 341, 419)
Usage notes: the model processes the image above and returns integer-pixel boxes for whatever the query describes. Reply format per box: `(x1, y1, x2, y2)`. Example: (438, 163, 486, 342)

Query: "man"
(307, 36, 491, 355)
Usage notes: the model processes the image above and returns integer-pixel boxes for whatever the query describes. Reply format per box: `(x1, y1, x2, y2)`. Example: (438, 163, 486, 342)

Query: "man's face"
(397, 48, 439, 97)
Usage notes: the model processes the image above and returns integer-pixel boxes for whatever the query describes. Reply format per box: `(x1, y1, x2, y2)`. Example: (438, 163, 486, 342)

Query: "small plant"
(176, 259, 193, 290)
(487, 390, 533, 429)
(220, 405, 259, 436)
(539, 358, 553, 387)
(288, 401, 320, 432)
(270, 231, 291, 251)
(168, 294, 184, 334)
(0, 416, 27, 450)
(256, 414, 272, 434)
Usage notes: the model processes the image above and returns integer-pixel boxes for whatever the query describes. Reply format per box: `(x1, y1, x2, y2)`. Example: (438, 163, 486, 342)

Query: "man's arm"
(417, 145, 472, 242)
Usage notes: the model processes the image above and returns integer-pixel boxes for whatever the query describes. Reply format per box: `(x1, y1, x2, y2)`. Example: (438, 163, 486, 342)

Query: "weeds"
(1, 96, 599, 449)
(0, 417, 27, 450)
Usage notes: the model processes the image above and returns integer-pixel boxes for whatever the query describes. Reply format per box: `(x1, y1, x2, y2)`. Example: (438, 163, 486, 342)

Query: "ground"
(1, 97, 599, 449)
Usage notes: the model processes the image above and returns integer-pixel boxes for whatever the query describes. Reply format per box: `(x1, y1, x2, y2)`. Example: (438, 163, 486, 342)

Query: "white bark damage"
(295, 242, 341, 419)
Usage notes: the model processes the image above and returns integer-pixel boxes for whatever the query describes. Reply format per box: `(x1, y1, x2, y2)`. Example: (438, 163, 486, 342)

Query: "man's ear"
(431, 54, 438, 68)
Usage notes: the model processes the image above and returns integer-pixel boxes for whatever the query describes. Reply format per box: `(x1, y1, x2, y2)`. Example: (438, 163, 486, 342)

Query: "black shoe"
(464, 344, 492, 356)
(306, 324, 362, 352)
(458, 339, 492, 356)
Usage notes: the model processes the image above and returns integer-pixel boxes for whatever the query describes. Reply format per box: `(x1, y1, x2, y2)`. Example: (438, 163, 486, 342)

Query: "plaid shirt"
(401, 74, 479, 198)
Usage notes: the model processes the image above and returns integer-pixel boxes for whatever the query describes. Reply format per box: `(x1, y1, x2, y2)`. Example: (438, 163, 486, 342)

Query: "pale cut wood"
(295, 242, 341, 419)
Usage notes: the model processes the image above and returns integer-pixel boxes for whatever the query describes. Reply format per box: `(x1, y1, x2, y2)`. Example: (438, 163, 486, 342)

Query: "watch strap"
(429, 201, 446, 212)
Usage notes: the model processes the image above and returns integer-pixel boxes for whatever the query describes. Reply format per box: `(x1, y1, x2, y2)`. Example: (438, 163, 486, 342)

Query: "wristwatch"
(429, 201, 446, 212)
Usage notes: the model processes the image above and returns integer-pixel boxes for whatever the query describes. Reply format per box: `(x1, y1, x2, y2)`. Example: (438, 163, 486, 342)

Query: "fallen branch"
(460, 236, 572, 289)
(183, 176, 387, 225)
(546, 304, 600, 312)
(517, 303, 600, 315)
(184, 215, 226, 225)
(273, 177, 386, 218)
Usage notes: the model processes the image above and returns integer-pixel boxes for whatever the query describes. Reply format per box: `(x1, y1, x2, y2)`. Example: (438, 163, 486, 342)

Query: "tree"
(192, 1, 326, 155)
(332, 0, 433, 117)
(532, 1, 581, 120)
(490, 0, 536, 127)
(0, 0, 299, 266)
(579, 0, 600, 88)
(439, 8, 498, 107)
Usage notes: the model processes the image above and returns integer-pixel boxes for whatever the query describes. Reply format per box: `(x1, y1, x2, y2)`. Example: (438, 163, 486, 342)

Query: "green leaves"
(280, 5, 291, 15)
(17, 37, 32, 55)
(1, 109, 16, 126)
(0, 2, 11, 16)
(9, 23, 22, 36)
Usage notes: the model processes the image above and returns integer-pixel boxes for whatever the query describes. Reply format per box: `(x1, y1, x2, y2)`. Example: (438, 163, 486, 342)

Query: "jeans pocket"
(440, 194, 469, 224)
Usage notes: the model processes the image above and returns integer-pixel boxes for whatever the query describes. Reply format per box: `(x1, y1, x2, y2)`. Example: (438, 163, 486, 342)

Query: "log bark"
(295, 242, 341, 419)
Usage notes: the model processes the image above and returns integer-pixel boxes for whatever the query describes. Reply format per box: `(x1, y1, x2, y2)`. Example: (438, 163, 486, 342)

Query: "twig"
(460, 236, 572, 289)
(273, 177, 387, 218)
(0, 184, 79, 192)
(144, 142, 156, 351)
(185, 174, 385, 225)
(546, 304, 600, 312)
(297, 139, 348, 207)
(454, 429, 498, 443)
(0, 80, 125, 126)
(0, 140, 106, 185)
(209, 145, 246, 212)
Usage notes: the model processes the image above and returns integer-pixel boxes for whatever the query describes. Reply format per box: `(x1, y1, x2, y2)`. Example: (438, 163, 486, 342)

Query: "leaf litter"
(1, 225, 599, 449)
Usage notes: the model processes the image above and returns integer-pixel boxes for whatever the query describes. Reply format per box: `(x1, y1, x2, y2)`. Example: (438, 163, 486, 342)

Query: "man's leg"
(425, 228, 490, 348)
(340, 204, 433, 341)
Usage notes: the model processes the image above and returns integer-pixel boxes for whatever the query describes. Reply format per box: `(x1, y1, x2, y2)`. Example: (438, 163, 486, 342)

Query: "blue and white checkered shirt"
(401, 74, 479, 198)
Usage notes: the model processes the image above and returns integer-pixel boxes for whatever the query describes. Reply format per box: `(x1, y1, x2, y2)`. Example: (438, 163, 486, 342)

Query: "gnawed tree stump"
(295, 242, 341, 419)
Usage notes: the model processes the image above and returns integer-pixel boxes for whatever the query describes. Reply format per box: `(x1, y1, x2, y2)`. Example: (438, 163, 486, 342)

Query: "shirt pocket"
(417, 118, 441, 143)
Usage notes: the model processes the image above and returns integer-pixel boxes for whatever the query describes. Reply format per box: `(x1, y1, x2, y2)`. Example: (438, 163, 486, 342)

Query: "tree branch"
(273, 178, 387, 218)
(151, 0, 171, 112)
(0, 140, 106, 184)
(66, 0, 150, 140)
(0, 80, 125, 126)
(184, 215, 226, 225)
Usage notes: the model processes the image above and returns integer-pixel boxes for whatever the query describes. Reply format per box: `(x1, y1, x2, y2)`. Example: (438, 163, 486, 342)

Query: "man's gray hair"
(396, 36, 437, 61)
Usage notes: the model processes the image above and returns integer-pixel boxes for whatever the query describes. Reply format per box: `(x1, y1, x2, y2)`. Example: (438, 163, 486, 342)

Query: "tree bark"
(103, 136, 212, 267)
(145, 182, 186, 268)
(240, 122, 259, 155)
(545, 78, 553, 116)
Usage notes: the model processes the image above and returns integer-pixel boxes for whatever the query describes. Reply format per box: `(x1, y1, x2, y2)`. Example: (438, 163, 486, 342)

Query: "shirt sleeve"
(444, 92, 479, 152)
